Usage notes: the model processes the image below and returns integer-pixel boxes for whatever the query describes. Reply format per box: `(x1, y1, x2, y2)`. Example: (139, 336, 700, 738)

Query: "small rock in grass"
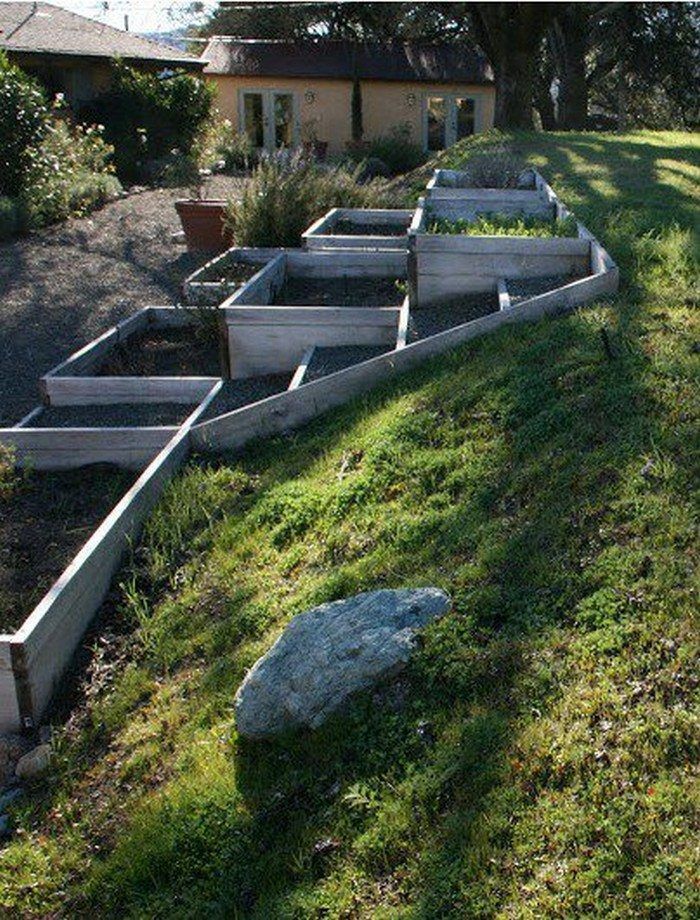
(235, 588, 451, 739)
(15, 743, 52, 780)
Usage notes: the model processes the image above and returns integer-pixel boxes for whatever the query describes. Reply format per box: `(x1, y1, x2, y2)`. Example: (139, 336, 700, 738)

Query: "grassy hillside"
(1, 131, 698, 918)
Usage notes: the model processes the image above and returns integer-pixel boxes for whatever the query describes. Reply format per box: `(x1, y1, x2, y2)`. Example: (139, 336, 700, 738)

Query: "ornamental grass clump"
(428, 211, 579, 238)
(225, 151, 402, 247)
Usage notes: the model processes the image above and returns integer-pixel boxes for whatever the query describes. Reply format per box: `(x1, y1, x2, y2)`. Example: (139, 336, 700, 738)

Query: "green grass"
(426, 212, 579, 238)
(0, 130, 698, 919)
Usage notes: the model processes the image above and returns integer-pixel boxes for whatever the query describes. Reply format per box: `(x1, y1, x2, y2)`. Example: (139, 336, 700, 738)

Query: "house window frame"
(421, 92, 482, 151)
(238, 88, 301, 151)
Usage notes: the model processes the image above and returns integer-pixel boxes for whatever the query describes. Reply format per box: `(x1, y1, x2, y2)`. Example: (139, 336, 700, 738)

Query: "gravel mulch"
(27, 403, 196, 428)
(199, 374, 291, 421)
(0, 465, 136, 634)
(95, 327, 223, 377)
(507, 273, 584, 305)
(0, 175, 246, 426)
(408, 294, 498, 340)
(304, 345, 391, 382)
(273, 276, 405, 307)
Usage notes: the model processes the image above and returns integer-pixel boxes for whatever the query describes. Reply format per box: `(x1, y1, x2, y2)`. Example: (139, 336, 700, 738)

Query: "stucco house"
(201, 38, 495, 154)
(0, 2, 203, 107)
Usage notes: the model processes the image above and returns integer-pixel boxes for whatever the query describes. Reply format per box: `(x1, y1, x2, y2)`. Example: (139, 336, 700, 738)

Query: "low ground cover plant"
(427, 211, 579, 237)
(0, 51, 121, 237)
(225, 151, 404, 247)
(346, 123, 427, 176)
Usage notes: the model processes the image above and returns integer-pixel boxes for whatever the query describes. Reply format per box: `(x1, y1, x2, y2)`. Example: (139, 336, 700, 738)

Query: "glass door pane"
(455, 97, 476, 140)
(243, 93, 264, 149)
(426, 97, 446, 151)
(273, 93, 294, 148)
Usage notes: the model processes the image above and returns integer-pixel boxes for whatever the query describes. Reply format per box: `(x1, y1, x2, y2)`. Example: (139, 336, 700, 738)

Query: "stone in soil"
(408, 293, 498, 340)
(506, 273, 584, 305)
(27, 403, 196, 428)
(0, 465, 135, 634)
(234, 587, 451, 738)
(96, 327, 223, 377)
(199, 374, 291, 422)
(332, 220, 408, 237)
(15, 743, 51, 780)
(304, 345, 390, 383)
(273, 276, 405, 308)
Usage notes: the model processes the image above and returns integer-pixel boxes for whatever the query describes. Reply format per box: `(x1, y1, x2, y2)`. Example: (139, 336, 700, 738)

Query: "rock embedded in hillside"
(234, 587, 451, 739)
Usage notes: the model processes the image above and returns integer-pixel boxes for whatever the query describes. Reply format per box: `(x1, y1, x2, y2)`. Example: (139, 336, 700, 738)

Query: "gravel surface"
(408, 294, 498, 340)
(304, 345, 391, 382)
(0, 465, 135, 633)
(0, 175, 246, 426)
(194, 259, 261, 283)
(274, 276, 405, 307)
(200, 374, 291, 421)
(95, 327, 223, 377)
(27, 403, 195, 428)
(506, 274, 584, 305)
(333, 220, 409, 237)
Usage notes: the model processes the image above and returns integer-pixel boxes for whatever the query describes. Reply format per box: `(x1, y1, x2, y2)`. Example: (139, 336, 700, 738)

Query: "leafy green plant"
(428, 211, 579, 238)
(88, 62, 215, 183)
(347, 123, 427, 176)
(225, 151, 403, 247)
(0, 444, 25, 500)
(0, 51, 50, 198)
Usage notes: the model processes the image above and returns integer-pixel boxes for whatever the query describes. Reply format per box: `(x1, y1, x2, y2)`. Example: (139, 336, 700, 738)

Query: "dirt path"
(0, 176, 245, 426)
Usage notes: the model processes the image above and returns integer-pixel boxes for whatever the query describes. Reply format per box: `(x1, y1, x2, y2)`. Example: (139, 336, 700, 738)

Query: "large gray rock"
(235, 588, 451, 738)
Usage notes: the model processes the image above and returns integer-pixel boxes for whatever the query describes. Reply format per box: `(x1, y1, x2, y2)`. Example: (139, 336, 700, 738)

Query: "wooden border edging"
(302, 208, 413, 252)
(0, 382, 222, 732)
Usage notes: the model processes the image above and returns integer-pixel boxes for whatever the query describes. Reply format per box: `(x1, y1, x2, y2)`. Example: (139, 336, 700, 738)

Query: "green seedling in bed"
(428, 211, 579, 238)
(0, 443, 27, 500)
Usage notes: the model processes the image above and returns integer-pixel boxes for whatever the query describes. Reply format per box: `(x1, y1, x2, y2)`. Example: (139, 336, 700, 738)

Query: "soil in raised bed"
(506, 273, 585, 306)
(199, 373, 291, 422)
(27, 403, 196, 428)
(273, 276, 405, 308)
(304, 345, 391, 383)
(332, 220, 409, 237)
(0, 465, 136, 634)
(197, 260, 262, 284)
(408, 293, 499, 341)
(97, 327, 223, 377)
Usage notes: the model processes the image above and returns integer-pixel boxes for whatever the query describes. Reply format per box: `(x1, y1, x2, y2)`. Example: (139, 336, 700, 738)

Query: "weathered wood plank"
(413, 234, 590, 256)
(44, 376, 221, 406)
(288, 346, 316, 390)
(497, 278, 510, 311)
(0, 427, 177, 470)
(223, 306, 400, 327)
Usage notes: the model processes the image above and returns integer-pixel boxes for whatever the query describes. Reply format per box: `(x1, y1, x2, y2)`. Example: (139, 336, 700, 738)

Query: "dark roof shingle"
(0, 2, 202, 67)
(202, 38, 493, 85)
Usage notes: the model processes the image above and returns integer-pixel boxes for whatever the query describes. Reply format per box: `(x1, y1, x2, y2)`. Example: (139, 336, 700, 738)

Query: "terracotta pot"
(175, 199, 233, 252)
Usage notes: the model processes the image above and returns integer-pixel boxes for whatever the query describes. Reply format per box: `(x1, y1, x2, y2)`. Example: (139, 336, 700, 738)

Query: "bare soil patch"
(273, 277, 404, 307)
(96, 327, 223, 377)
(408, 293, 498, 340)
(0, 465, 136, 634)
(332, 220, 408, 237)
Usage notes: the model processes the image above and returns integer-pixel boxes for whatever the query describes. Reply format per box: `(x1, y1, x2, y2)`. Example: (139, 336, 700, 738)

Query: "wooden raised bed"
(221, 250, 407, 377)
(302, 208, 413, 251)
(182, 247, 284, 306)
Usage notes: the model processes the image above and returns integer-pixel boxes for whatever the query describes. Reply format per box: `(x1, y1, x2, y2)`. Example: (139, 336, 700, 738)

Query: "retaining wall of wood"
(302, 208, 412, 251)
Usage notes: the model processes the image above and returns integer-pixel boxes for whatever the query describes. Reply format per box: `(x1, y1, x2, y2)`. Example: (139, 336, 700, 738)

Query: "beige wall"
(207, 74, 495, 154)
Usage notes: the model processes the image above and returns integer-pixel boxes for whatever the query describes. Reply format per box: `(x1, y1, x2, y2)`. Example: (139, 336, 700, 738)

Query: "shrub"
(347, 123, 426, 177)
(88, 62, 215, 182)
(427, 212, 579, 238)
(0, 51, 50, 197)
(21, 118, 121, 228)
(197, 118, 256, 172)
(455, 150, 529, 189)
(225, 151, 402, 247)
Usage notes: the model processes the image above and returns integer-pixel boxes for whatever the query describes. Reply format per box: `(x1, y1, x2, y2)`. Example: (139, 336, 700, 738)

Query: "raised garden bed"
(0, 465, 135, 635)
(424, 168, 552, 220)
(426, 212, 579, 239)
(183, 247, 282, 306)
(303, 208, 413, 251)
(408, 294, 499, 340)
(221, 250, 407, 377)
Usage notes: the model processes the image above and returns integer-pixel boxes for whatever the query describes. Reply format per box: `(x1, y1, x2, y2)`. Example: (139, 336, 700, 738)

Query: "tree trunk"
(471, 4, 560, 131)
(351, 75, 363, 142)
(549, 11, 589, 129)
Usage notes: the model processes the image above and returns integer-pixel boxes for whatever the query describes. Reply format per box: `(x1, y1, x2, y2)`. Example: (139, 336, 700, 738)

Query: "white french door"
(424, 94, 479, 151)
(240, 90, 299, 152)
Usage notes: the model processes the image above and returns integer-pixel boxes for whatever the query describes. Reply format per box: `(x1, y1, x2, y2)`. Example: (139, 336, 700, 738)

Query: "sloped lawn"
(0, 131, 698, 919)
